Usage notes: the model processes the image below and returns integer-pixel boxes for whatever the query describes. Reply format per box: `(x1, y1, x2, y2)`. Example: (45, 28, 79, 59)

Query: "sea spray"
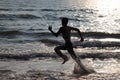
(73, 58, 95, 76)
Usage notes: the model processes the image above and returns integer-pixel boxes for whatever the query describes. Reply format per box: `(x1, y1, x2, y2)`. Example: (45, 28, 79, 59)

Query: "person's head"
(61, 17, 68, 26)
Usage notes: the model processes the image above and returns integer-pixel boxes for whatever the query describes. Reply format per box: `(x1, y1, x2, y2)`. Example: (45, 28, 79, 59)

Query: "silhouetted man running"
(48, 17, 84, 64)
(48, 18, 95, 74)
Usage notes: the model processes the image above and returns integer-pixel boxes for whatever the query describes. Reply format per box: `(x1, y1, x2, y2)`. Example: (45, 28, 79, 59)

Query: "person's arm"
(48, 25, 61, 37)
(70, 27, 84, 42)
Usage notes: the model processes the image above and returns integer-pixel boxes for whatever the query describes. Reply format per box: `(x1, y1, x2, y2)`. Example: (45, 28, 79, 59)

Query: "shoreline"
(0, 70, 120, 80)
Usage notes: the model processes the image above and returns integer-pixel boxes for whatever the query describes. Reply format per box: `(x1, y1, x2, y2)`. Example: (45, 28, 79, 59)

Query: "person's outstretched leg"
(54, 46, 68, 64)
(67, 48, 91, 73)
(67, 48, 77, 61)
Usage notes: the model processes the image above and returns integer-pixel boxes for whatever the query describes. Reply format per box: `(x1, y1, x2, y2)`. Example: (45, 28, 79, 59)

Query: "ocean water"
(0, 0, 120, 60)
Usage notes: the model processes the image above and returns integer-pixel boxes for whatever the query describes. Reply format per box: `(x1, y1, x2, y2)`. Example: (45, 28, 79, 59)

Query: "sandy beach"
(0, 57, 120, 80)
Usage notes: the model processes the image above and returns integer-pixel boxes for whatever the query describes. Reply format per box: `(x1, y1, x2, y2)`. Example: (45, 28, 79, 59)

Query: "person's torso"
(61, 26, 71, 43)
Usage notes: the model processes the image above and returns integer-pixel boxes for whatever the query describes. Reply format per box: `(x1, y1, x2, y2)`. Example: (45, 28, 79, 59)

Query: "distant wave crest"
(0, 14, 40, 20)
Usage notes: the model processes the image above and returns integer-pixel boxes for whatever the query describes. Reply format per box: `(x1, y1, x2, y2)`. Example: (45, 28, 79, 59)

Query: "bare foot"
(62, 57, 69, 64)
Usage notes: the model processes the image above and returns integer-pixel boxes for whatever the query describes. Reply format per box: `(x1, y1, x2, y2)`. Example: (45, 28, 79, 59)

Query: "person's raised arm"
(70, 27, 84, 42)
(48, 25, 61, 37)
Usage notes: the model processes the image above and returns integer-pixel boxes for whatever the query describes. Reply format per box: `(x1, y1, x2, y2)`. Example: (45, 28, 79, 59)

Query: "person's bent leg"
(54, 46, 68, 64)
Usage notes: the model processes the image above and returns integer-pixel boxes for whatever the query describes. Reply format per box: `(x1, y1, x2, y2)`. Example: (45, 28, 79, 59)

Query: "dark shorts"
(55, 42, 77, 59)
(56, 42, 73, 50)
(65, 42, 73, 49)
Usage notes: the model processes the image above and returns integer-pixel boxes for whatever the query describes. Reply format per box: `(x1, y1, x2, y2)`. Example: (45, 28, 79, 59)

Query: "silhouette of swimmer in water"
(48, 17, 84, 64)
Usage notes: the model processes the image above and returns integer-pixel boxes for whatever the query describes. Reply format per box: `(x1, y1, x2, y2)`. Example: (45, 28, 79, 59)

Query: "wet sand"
(0, 58, 120, 80)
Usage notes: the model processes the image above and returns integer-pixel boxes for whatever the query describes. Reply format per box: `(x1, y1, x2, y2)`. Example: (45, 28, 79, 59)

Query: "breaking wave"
(0, 51, 119, 60)
(0, 53, 57, 60)
(0, 30, 120, 47)
(73, 41, 120, 47)
(40, 39, 120, 47)
(0, 31, 120, 38)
